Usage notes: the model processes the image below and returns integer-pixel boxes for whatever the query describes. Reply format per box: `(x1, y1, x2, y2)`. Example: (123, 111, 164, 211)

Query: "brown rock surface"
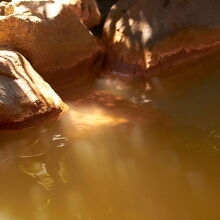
(0, 47, 68, 130)
(103, 0, 220, 78)
(62, 0, 101, 28)
(0, 1, 8, 15)
(0, 0, 102, 81)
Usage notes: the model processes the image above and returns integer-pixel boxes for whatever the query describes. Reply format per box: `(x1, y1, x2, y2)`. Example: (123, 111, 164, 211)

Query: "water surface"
(1, 54, 220, 220)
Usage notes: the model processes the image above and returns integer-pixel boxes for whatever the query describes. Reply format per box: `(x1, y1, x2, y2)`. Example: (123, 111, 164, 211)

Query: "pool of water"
(1, 53, 220, 220)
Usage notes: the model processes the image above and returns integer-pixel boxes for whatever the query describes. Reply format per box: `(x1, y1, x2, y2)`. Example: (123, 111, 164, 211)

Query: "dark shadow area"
(91, 0, 118, 36)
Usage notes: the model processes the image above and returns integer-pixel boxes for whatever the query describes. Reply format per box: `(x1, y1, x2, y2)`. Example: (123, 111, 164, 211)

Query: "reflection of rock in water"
(0, 125, 70, 187)
(1, 87, 220, 219)
(0, 89, 171, 194)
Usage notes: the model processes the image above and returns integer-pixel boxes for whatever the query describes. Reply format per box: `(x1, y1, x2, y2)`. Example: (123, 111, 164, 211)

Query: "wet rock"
(62, 0, 101, 28)
(0, 0, 103, 84)
(103, 0, 220, 78)
(0, 47, 68, 130)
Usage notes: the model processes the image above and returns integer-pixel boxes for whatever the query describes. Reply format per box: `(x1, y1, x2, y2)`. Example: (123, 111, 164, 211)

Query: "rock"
(0, 47, 68, 130)
(0, 1, 103, 84)
(103, 0, 220, 78)
(0, 1, 8, 15)
(61, 0, 101, 28)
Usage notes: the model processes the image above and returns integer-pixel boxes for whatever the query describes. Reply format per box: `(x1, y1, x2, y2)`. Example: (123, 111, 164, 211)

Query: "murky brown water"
(1, 53, 220, 220)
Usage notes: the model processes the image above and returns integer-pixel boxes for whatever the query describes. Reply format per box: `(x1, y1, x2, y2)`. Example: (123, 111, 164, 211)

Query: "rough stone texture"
(61, 0, 101, 28)
(0, 1, 8, 15)
(103, 0, 220, 78)
(0, 0, 102, 80)
(0, 47, 68, 130)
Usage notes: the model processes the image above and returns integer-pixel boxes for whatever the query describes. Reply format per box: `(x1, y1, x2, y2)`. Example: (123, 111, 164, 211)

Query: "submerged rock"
(0, 0, 103, 84)
(103, 0, 220, 78)
(61, 90, 170, 138)
(0, 47, 68, 130)
(62, 0, 101, 28)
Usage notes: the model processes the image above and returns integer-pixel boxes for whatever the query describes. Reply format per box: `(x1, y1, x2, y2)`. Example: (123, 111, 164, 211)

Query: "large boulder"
(103, 0, 220, 78)
(62, 0, 101, 28)
(8, 0, 102, 28)
(0, 47, 68, 130)
(0, 1, 103, 85)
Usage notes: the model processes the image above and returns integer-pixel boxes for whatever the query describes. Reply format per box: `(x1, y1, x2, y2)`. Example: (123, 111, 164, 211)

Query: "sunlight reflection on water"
(2, 53, 220, 219)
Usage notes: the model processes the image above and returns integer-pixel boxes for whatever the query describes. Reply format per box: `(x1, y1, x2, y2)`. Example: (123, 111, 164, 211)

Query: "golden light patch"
(62, 106, 128, 138)
(69, 107, 128, 127)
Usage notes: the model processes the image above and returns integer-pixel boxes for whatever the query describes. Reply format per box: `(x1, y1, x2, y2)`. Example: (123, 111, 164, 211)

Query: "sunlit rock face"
(0, 47, 68, 130)
(0, 1, 8, 15)
(61, 0, 101, 28)
(0, 0, 103, 85)
(103, 0, 220, 78)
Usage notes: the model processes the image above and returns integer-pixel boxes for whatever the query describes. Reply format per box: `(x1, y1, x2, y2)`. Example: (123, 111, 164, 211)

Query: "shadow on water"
(2, 51, 220, 219)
